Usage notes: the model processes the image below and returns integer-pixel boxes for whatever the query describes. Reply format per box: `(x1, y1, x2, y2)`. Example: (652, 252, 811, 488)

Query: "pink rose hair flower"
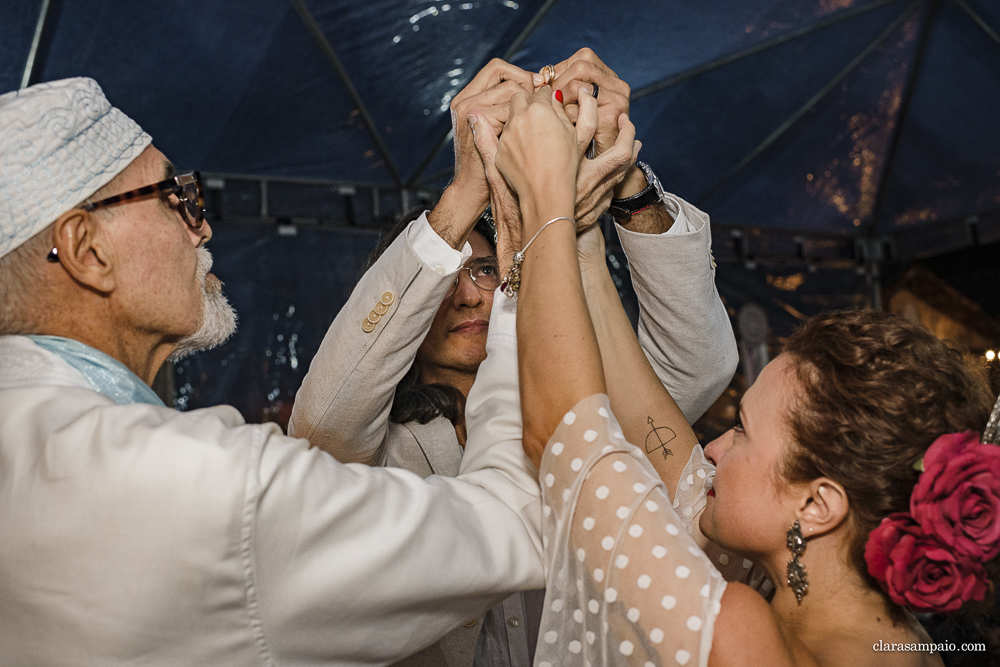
(910, 431, 1000, 561)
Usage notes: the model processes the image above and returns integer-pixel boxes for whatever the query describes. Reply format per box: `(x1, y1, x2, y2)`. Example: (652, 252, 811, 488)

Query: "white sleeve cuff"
(485, 290, 518, 350)
(406, 210, 473, 273)
(660, 194, 694, 235)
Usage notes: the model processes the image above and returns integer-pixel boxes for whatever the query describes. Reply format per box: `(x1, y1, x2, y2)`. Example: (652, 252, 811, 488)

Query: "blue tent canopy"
(4, 0, 998, 253)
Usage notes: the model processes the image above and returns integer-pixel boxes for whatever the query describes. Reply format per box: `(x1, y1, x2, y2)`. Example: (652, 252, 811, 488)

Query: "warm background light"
(987, 350, 996, 361)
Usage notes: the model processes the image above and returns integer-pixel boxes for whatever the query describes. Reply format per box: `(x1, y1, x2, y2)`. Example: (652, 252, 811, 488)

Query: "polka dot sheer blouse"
(534, 393, 768, 667)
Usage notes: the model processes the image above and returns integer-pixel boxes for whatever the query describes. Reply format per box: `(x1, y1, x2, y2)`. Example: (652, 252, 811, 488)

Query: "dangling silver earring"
(786, 519, 809, 603)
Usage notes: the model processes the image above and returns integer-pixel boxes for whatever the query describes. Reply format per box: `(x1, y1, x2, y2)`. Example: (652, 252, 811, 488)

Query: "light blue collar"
(27, 335, 165, 407)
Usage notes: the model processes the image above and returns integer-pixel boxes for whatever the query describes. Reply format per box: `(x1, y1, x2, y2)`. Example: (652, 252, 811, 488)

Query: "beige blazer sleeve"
(616, 195, 738, 424)
(288, 225, 455, 464)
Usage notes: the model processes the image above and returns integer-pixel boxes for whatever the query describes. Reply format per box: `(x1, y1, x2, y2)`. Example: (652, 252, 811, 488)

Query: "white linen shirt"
(0, 335, 542, 666)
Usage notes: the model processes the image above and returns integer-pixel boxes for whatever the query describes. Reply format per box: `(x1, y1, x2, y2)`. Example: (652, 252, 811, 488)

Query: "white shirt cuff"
(485, 290, 518, 350)
(406, 210, 473, 273)
(661, 194, 693, 235)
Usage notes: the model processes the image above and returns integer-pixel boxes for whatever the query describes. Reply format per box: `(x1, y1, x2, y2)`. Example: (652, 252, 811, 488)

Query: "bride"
(466, 84, 999, 666)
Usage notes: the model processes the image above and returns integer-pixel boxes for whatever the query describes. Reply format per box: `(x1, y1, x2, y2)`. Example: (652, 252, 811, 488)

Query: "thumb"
(468, 112, 505, 186)
(469, 113, 498, 161)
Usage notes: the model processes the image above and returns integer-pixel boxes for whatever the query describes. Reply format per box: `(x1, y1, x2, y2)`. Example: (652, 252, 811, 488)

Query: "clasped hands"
(448, 49, 640, 275)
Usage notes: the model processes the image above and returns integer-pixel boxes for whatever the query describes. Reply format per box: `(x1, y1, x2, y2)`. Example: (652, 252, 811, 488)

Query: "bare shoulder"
(709, 586, 944, 667)
(709, 583, 817, 667)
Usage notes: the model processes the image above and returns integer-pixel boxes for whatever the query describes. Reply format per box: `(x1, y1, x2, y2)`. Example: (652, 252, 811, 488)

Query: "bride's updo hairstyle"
(779, 310, 995, 615)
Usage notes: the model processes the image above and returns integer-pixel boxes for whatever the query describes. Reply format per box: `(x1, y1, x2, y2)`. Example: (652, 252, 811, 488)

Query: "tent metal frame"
(696, 0, 925, 208)
(866, 0, 939, 235)
(20, 0, 53, 89)
(291, 0, 403, 187)
(631, 0, 907, 101)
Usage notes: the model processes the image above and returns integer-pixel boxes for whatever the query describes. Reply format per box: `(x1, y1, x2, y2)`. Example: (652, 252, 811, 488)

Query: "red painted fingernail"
(555, 90, 563, 103)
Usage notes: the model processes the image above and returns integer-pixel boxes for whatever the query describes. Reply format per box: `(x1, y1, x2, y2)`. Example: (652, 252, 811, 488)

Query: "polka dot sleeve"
(535, 394, 727, 667)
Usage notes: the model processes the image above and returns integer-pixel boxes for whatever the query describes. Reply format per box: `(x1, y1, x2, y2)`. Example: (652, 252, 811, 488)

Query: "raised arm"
(615, 192, 737, 423)
(289, 62, 533, 463)
(577, 225, 700, 500)
(470, 86, 606, 461)
(470, 78, 794, 667)
(551, 48, 737, 423)
(288, 218, 461, 464)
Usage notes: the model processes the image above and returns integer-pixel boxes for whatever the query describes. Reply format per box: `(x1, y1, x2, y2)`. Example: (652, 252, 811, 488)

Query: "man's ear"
(50, 209, 116, 293)
(797, 479, 849, 538)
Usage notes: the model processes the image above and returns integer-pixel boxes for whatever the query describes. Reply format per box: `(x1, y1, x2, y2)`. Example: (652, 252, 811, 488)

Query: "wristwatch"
(608, 162, 662, 221)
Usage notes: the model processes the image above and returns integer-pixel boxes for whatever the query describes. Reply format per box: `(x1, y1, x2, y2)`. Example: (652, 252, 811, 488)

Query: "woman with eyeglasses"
(468, 85, 999, 666)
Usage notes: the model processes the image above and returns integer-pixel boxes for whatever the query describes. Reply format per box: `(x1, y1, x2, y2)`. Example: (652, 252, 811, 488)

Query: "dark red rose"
(911, 432, 1000, 560)
(865, 512, 988, 613)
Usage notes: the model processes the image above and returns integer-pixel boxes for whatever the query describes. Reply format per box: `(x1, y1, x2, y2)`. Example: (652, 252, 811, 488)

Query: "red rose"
(865, 513, 914, 583)
(911, 431, 1000, 560)
(865, 513, 988, 613)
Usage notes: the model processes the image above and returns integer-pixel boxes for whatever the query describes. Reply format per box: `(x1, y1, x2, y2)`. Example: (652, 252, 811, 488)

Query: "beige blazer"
(290, 197, 737, 470)
(289, 197, 737, 666)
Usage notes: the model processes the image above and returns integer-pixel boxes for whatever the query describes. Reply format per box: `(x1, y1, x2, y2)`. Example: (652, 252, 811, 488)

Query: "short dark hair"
(363, 207, 496, 425)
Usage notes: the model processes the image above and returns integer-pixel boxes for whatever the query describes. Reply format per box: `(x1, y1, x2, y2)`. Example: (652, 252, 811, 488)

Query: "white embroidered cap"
(0, 77, 151, 260)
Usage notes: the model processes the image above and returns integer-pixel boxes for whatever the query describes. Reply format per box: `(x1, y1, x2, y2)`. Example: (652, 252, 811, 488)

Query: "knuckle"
(566, 61, 588, 79)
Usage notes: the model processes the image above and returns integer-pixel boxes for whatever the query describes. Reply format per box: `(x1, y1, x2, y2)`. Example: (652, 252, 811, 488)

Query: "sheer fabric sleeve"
(674, 445, 773, 595)
(535, 394, 726, 667)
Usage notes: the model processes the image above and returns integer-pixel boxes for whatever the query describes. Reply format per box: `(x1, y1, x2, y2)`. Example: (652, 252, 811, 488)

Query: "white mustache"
(168, 247, 237, 362)
(196, 247, 213, 283)
(196, 247, 222, 294)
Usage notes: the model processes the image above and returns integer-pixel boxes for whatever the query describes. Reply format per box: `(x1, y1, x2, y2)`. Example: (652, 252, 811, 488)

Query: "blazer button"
(362, 320, 376, 333)
(380, 291, 394, 306)
(374, 301, 389, 316)
(367, 310, 382, 324)
(507, 616, 521, 628)
(463, 619, 478, 628)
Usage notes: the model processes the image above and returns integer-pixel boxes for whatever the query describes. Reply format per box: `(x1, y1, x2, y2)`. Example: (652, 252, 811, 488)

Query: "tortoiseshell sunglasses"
(48, 171, 205, 262)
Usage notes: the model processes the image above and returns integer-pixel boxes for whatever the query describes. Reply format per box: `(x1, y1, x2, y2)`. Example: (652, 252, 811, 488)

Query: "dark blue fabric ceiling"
(2, 0, 999, 247)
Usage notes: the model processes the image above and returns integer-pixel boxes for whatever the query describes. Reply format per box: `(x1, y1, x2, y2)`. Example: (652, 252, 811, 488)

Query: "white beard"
(168, 247, 238, 362)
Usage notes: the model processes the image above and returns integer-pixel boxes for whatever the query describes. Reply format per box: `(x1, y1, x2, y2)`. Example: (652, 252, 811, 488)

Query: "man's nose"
(189, 220, 212, 247)
(452, 271, 484, 307)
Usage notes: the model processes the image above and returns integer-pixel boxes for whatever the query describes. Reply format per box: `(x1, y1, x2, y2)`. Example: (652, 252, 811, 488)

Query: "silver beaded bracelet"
(500, 216, 575, 298)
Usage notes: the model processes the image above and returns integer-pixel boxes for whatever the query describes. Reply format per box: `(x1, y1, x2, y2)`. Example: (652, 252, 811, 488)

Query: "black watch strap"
(608, 162, 661, 220)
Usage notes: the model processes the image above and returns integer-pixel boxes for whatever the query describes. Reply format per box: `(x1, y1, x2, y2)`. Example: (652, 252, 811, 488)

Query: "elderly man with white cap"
(0, 78, 542, 665)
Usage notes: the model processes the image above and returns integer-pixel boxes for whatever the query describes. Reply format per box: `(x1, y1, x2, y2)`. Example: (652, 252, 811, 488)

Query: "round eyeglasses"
(446, 257, 501, 297)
